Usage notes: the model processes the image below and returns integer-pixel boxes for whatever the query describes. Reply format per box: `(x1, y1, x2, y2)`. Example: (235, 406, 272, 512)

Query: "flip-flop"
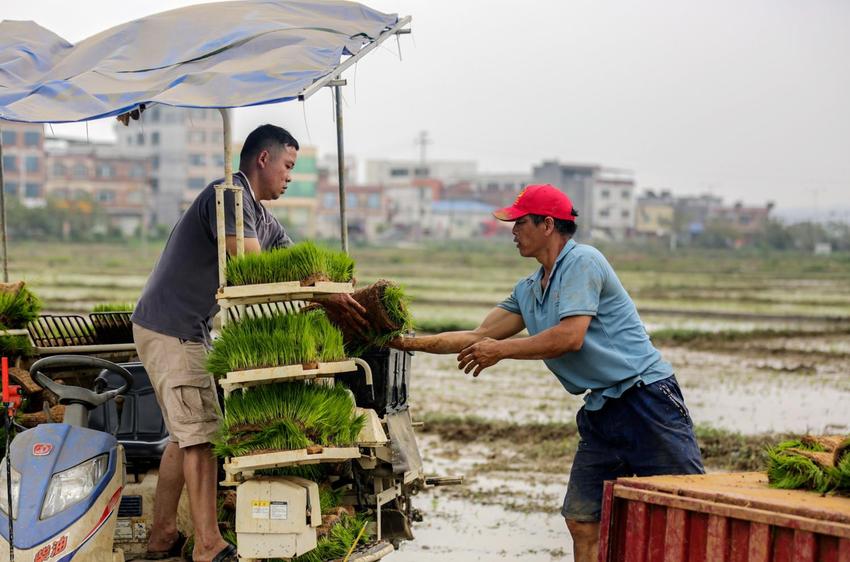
(143, 532, 186, 560)
(211, 543, 238, 562)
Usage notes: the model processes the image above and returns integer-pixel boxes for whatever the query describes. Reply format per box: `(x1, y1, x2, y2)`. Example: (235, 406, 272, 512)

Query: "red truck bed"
(598, 472, 850, 562)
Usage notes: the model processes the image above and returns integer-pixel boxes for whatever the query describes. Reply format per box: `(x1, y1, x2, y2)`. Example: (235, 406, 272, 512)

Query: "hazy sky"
(5, 0, 849, 210)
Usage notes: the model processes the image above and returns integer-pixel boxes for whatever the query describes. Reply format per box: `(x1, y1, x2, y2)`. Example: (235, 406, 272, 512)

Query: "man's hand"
(457, 337, 504, 377)
(322, 293, 370, 334)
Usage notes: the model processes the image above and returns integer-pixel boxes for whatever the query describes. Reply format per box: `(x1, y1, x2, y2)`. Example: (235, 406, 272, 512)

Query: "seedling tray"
(217, 281, 353, 307)
(219, 359, 357, 392)
(223, 446, 361, 483)
(90, 311, 133, 344)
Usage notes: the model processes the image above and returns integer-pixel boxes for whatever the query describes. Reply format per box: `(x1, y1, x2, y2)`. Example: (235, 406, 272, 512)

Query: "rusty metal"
(599, 473, 850, 562)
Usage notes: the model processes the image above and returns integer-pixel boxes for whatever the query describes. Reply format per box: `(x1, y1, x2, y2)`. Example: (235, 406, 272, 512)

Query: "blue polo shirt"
(498, 239, 672, 411)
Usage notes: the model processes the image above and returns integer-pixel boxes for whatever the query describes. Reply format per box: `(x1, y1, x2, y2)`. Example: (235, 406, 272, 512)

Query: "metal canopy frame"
(0, 13, 413, 282)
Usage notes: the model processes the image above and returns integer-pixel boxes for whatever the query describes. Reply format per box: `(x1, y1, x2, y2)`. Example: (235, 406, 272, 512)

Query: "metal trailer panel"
(599, 473, 850, 562)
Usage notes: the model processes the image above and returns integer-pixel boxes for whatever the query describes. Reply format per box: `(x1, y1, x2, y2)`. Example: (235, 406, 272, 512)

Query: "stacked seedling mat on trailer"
(214, 240, 395, 560)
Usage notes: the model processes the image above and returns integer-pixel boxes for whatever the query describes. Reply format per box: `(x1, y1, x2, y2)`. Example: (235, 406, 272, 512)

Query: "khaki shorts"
(133, 323, 222, 448)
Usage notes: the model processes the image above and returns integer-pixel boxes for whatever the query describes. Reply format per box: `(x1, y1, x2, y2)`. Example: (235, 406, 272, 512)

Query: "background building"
(366, 159, 476, 187)
(591, 168, 635, 240)
(113, 105, 224, 227)
(45, 138, 152, 237)
(635, 190, 676, 238)
(533, 160, 636, 238)
(1, 121, 46, 207)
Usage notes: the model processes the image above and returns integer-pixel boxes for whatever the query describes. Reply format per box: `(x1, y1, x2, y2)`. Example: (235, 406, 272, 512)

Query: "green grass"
(0, 283, 41, 358)
(92, 302, 134, 312)
(290, 513, 370, 562)
(226, 241, 355, 286)
(0, 284, 40, 328)
(206, 309, 346, 377)
(213, 382, 366, 458)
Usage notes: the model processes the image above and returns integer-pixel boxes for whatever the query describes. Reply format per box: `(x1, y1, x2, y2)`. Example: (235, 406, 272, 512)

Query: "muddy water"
(395, 436, 573, 561)
(410, 338, 850, 434)
(391, 334, 850, 560)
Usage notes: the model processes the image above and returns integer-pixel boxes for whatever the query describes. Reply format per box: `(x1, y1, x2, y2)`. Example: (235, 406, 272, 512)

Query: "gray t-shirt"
(132, 171, 292, 342)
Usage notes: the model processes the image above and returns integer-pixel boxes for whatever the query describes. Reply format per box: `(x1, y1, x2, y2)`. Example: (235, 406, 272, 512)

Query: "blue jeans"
(562, 375, 704, 521)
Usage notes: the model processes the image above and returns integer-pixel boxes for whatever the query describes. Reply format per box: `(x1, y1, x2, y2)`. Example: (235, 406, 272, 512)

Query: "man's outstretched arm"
(392, 307, 525, 354)
(457, 315, 592, 377)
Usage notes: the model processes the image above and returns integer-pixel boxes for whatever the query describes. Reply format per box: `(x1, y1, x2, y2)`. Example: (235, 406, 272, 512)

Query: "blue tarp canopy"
(0, 0, 398, 123)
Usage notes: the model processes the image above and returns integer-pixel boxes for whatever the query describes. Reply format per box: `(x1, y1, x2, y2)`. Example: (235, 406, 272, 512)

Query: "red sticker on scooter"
(32, 443, 53, 456)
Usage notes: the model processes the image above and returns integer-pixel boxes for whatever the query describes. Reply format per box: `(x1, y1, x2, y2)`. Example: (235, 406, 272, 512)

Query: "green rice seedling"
(381, 283, 413, 336)
(835, 450, 850, 490)
(319, 486, 343, 513)
(213, 382, 365, 458)
(256, 464, 328, 481)
(206, 310, 345, 377)
(765, 439, 841, 492)
(226, 241, 355, 286)
(92, 302, 135, 313)
(0, 283, 40, 358)
(0, 284, 40, 328)
(766, 447, 829, 491)
(290, 513, 371, 562)
(338, 281, 413, 355)
(0, 334, 32, 358)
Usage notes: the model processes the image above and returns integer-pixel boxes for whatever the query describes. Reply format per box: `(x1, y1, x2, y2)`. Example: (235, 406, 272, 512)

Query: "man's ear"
(257, 149, 269, 169)
(545, 216, 555, 233)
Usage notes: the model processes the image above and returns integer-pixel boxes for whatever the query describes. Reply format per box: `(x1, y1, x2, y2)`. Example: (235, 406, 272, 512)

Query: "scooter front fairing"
(0, 423, 124, 562)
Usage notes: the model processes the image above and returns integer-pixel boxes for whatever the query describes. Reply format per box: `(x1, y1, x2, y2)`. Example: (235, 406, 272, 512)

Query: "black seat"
(88, 362, 168, 471)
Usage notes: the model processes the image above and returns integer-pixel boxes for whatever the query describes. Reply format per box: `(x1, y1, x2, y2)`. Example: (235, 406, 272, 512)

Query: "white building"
(384, 184, 433, 240)
(533, 160, 635, 239)
(470, 172, 531, 206)
(590, 168, 636, 240)
(430, 200, 494, 239)
(113, 105, 225, 227)
(366, 159, 476, 187)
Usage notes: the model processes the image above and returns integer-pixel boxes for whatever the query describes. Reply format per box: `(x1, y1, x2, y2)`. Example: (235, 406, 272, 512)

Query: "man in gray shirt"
(132, 124, 365, 562)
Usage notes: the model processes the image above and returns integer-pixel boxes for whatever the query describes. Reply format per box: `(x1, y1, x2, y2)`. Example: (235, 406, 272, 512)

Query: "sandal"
(211, 543, 238, 562)
(144, 532, 186, 560)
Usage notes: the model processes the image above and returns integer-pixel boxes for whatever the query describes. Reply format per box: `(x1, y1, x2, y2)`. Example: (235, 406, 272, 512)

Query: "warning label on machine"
(251, 500, 270, 519)
(270, 501, 288, 520)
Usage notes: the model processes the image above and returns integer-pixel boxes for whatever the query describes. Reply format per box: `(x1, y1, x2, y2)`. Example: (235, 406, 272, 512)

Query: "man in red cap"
(393, 184, 703, 562)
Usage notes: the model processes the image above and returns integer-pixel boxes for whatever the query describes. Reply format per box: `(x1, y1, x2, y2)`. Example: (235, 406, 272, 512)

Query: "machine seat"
(88, 362, 168, 470)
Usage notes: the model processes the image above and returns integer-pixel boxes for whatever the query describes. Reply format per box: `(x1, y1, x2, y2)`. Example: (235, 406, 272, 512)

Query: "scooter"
(0, 355, 133, 562)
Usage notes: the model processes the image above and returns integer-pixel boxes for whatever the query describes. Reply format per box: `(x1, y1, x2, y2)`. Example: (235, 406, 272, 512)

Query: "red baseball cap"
(493, 184, 576, 221)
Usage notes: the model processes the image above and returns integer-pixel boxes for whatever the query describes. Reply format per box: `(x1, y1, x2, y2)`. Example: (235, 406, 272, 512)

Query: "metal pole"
(334, 84, 349, 254)
(0, 135, 8, 282)
(219, 108, 243, 257)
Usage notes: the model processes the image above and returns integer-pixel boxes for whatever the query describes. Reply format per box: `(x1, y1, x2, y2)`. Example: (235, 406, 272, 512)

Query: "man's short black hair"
(240, 124, 300, 165)
(530, 210, 579, 236)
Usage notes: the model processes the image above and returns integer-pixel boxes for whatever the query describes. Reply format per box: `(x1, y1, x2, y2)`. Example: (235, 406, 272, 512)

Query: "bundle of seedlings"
(323, 279, 413, 355)
(0, 281, 41, 358)
(213, 381, 365, 458)
(206, 309, 346, 377)
(226, 241, 355, 286)
(766, 435, 850, 493)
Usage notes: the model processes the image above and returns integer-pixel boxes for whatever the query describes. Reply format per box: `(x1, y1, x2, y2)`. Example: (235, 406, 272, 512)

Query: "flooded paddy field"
(8, 241, 850, 560)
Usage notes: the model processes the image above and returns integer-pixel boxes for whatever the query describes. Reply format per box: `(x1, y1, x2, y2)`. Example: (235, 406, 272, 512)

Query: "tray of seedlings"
(217, 241, 355, 306)
(209, 308, 357, 392)
(215, 379, 366, 480)
(322, 279, 413, 356)
(0, 281, 41, 359)
(89, 302, 134, 344)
